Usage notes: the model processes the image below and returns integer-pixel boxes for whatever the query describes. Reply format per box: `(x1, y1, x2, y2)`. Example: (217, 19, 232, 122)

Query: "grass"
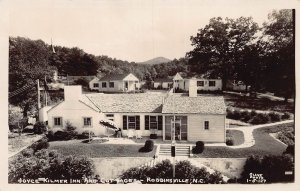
(224, 93, 294, 113)
(226, 130, 244, 146)
(194, 122, 293, 158)
(49, 140, 157, 157)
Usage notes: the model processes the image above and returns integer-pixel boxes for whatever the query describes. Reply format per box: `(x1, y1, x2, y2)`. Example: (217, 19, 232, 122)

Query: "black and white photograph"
(1, 0, 299, 189)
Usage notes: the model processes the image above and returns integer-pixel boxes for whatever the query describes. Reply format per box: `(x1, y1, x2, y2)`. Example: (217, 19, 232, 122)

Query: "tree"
(262, 9, 295, 102)
(186, 17, 259, 89)
(9, 37, 55, 117)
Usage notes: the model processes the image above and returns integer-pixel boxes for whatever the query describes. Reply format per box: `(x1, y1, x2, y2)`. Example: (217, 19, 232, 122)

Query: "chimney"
(64, 85, 82, 101)
(189, 78, 197, 97)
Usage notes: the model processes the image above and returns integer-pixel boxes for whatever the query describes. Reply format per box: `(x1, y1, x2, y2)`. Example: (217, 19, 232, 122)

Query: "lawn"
(224, 93, 294, 113)
(226, 130, 244, 146)
(49, 140, 157, 157)
(194, 122, 293, 158)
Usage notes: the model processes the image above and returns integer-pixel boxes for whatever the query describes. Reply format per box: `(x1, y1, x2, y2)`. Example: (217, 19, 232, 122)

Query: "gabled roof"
(173, 73, 183, 80)
(84, 93, 163, 113)
(162, 94, 226, 114)
(99, 73, 131, 81)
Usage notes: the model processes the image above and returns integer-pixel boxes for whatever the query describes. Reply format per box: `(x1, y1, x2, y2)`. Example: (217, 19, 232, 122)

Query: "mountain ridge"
(138, 57, 172, 65)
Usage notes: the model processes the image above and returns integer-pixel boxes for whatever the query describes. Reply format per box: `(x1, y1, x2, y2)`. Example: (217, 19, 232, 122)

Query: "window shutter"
(135, 116, 140, 130)
(145, 115, 149, 130)
(123, 115, 127, 130)
(158, 116, 163, 130)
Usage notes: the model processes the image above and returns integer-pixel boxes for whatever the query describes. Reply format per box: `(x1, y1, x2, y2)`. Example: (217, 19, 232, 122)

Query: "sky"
(8, 0, 297, 62)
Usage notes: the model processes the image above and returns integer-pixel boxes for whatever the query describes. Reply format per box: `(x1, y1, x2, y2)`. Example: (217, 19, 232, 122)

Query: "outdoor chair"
(135, 130, 142, 139)
(127, 129, 134, 139)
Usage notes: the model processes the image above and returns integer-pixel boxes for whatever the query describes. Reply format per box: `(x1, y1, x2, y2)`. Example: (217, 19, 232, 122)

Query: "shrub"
(226, 138, 234, 146)
(248, 113, 271, 125)
(250, 110, 257, 117)
(193, 141, 205, 154)
(65, 122, 78, 139)
(150, 134, 157, 139)
(239, 154, 294, 183)
(21, 148, 34, 157)
(240, 111, 252, 122)
(33, 122, 47, 134)
(78, 130, 95, 139)
(144, 140, 154, 152)
(53, 131, 68, 140)
(121, 159, 224, 183)
(47, 130, 55, 141)
(277, 132, 294, 145)
(31, 137, 49, 152)
(268, 112, 281, 122)
(9, 149, 95, 183)
(226, 109, 242, 120)
(282, 112, 291, 120)
(284, 144, 295, 155)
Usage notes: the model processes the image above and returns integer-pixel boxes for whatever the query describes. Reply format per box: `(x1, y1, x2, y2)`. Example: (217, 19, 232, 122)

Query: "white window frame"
(128, 116, 137, 129)
(53, 117, 63, 127)
(197, 81, 204, 87)
(93, 83, 99, 88)
(109, 82, 114, 88)
(149, 116, 158, 130)
(83, 117, 92, 128)
(102, 82, 107, 88)
(209, 81, 216, 87)
(204, 120, 209, 130)
(105, 114, 114, 121)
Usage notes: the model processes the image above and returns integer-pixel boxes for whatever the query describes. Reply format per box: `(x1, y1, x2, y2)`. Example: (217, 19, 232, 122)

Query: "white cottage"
(46, 83, 226, 142)
(94, 73, 140, 92)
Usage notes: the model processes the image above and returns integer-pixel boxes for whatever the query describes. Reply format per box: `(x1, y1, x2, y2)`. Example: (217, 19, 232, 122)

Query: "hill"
(138, 57, 171, 65)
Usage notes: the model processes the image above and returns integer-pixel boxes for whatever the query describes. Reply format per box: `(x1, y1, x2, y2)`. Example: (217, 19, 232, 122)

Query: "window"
(93, 83, 99, 88)
(54, 117, 62, 126)
(197, 81, 204, 86)
(109, 82, 114, 88)
(209, 81, 216, 87)
(105, 114, 114, 121)
(83, 117, 92, 127)
(102, 82, 107, 88)
(123, 115, 140, 130)
(204, 121, 209, 130)
(145, 115, 162, 130)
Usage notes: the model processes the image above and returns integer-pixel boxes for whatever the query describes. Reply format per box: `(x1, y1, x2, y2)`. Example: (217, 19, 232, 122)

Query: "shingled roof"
(83, 93, 163, 113)
(99, 73, 130, 81)
(162, 95, 226, 114)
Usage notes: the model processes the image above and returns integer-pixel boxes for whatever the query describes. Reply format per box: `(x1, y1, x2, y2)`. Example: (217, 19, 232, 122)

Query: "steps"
(159, 144, 190, 157)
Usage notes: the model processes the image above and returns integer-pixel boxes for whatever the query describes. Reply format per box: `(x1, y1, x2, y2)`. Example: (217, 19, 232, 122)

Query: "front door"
(171, 119, 182, 141)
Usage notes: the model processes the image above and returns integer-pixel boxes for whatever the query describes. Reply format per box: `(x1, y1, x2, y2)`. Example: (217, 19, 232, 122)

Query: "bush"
(226, 109, 242, 120)
(239, 111, 251, 122)
(268, 112, 281, 122)
(33, 122, 47, 134)
(47, 130, 55, 141)
(31, 137, 49, 152)
(144, 140, 154, 152)
(277, 132, 294, 145)
(284, 144, 295, 155)
(53, 131, 66, 140)
(239, 154, 294, 183)
(282, 112, 291, 120)
(121, 159, 224, 183)
(248, 113, 271, 125)
(150, 134, 157, 139)
(226, 138, 234, 146)
(9, 149, 95, 183)
(78, 130, 95, 139)
(65, 122, 78, 140)
(193, 141, 205, 154)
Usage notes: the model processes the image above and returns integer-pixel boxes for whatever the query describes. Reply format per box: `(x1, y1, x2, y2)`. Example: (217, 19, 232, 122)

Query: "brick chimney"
(64, 85, 82, 101)
(189, 78, 197, 97)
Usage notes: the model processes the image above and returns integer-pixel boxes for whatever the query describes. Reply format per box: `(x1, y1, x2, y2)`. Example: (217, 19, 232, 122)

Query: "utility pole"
(37, 79, 41, 109)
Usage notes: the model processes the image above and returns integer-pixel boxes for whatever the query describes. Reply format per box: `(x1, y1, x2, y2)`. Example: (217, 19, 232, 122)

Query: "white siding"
(187, 114, 225, 142)
(89, 78, 100, 90)
(48, 100, 106, 136)
(107, 113, 163, 137)
(98, 80, 123, 92)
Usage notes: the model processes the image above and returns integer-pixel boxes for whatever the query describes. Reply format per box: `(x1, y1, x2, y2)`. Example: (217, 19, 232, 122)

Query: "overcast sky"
(8, 0, 296, 62)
